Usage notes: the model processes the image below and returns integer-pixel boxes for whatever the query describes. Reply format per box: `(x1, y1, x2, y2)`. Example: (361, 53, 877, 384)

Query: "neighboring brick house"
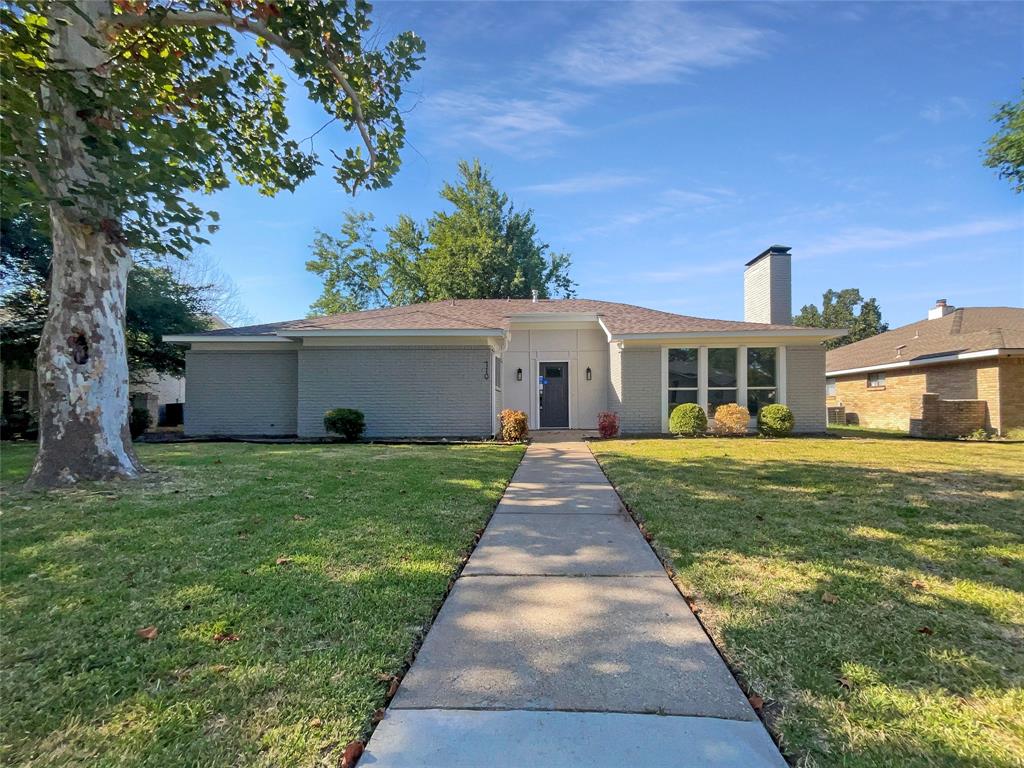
(825, 302, 1024, 436)
(166, 246, 841, 437)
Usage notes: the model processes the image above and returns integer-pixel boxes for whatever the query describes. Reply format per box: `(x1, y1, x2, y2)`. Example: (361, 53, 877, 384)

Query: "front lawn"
(0, 441, 523, 767)
(591, 436, 1023, 768)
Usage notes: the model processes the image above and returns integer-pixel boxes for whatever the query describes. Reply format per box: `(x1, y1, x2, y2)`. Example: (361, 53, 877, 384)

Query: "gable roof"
(826, 307, 1024, 374)
(177, 298, 828, 340)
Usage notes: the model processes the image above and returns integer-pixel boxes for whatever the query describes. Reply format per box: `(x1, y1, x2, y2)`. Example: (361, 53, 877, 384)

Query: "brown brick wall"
(826, 359, 1006, 432)
(999, 357, 1024, 433)
(911, 393, 987, 438)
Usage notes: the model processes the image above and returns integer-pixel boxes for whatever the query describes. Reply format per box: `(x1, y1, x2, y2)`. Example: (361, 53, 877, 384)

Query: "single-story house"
(166, 246, 840, 437)
(826, 301, 1024, 436)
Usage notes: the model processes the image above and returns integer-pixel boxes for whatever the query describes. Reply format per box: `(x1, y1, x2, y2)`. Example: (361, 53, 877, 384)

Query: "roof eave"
(611, 328, 847, 341)
(162, 334, 292, 344)
(277, 328, 506, 338)
(826, 347, 1024, 377)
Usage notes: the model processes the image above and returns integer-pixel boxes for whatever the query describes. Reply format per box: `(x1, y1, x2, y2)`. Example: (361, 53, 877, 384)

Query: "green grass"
(591, 437, 1024, 768)
(828, 424, 911, 440)
(0, 441, 523, 767)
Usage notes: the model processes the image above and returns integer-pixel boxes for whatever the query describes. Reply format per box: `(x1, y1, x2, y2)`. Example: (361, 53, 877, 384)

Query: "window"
(707, 348, 737, 415)
(494, 357, 502, 391)
(826, 378, 836, 397)
(867, 372, 886, 389)
(746, 348, 776, 416)
(667, 348, 698, 418)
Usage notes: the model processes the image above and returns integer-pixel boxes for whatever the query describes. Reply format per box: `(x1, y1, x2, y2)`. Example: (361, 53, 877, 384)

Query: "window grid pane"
(708, 348, 737, 387)
(747, 347, 776, 388)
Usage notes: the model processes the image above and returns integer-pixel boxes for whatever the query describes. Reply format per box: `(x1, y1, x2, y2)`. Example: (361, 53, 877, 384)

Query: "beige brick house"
(825, 302, 1024, 436)
(166, 246, 841, 438)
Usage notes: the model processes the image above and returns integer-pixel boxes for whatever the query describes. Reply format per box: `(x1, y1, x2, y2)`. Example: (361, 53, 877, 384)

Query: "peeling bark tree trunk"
(26, 2, 143, 488)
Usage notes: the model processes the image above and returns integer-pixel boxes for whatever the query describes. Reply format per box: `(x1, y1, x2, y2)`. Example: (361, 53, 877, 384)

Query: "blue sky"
(202, 1, 1023, 328)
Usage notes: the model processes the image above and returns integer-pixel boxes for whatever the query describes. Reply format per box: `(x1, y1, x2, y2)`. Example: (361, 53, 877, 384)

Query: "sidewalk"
(361, 437, 786, 767)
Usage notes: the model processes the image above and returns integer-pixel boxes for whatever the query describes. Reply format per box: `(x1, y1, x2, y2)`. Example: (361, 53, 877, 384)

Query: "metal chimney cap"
(745, 244, 792, 267)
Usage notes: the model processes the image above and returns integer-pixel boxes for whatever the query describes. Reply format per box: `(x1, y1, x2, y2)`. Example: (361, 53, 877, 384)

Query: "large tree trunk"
(25, 1, 142, 488)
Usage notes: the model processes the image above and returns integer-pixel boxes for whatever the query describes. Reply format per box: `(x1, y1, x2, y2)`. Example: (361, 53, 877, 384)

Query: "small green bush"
(669, 403, 707, 436)
(712, 403, 750, 435)
(499, 409, 529, 442)
(758, 404, 795, 437)
(323, 408, 365, 441)
(129, 407, 151, 439)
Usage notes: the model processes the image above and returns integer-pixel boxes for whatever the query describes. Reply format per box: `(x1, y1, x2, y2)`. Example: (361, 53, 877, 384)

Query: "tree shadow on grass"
(596, 449, 1024, 768)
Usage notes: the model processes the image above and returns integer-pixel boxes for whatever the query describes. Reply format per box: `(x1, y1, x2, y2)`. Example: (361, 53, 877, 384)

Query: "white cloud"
(805, 217, 1023, 257)
(423, 89, 587, 155)
(554, 3, 766, 86)
(519, 173, 647, 195)
(920, 96, 972, 123)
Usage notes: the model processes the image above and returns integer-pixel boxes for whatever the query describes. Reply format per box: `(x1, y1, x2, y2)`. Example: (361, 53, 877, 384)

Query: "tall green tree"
(2, 0, 423, 486)
(794, 288, 888, 350)
(2, 213, 212, 375)
(984, 85, 1024, 193)
(307, 159, 575, 314)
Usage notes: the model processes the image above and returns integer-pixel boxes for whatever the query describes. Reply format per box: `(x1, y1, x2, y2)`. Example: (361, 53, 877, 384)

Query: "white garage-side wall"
(500, 325, 609, 429)
(185, 350, 298, 435)
(786, 344, 827, 433)
(297, 346, 493, 437)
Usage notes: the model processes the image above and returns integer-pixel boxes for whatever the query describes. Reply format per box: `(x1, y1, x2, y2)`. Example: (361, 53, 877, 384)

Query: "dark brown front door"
(539, 362, 569, 428)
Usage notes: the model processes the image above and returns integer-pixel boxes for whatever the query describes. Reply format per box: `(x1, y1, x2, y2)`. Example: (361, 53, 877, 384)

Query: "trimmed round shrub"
(597, 411, 619, 439)
(669, 403, 707, 436)
(129, 406, 151, 439)
(758, 404, 795, 437)
(499, 409, 528, 442)
(324, 408, 366, 441)
(712, 403, 750, 435)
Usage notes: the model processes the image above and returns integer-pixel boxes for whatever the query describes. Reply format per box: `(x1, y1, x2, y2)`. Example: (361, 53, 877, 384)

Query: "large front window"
(707, 348, 737, 416)
(746, 347, 777, 415)
(667, 348, 698, 418)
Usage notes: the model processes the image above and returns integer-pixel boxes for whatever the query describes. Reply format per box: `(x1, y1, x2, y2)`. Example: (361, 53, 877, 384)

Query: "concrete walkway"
(362, 435, 786, 767)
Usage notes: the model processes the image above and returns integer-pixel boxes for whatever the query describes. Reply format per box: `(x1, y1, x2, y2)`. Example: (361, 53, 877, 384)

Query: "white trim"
(660, 347, 669, 433)
(491, 352, 498, 437)
(537, 359, 571, 429)
(613, 328, 845, 341)
(698, 347, 709, 413)
(597, 316, 614, 343)
(737, 345, 748, 415)
(280, 328, 506, 338)
(162, 334, 293, 344)
(825, 348, 1023, 377)
(778, 345, 787, 405)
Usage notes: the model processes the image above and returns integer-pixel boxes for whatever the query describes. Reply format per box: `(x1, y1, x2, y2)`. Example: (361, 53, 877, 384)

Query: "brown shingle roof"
(193, 298, 817, 338)
(825, 307, 1024, 373)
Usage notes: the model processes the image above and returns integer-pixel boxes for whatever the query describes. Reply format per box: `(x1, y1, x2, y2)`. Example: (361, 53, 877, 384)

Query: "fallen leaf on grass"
(911, 579, 927, 590)
(309, 717, 322, 728)
(821, 592, 839, 605)
(302, 491, 315, 500)
(135, 626, 159, 641)
(837, 677, 853, 690)
(293, 514, 307, 521)
(213, 632, 239, 643)
(917, 626, 934, 635)
(211, 664, 229, 673)
(387, 678, 400, 698)
(371, 708, 385, 724)
(340, 740, 363, 768)
(747, 694, 764, 712)
(276, 556, 293, 566)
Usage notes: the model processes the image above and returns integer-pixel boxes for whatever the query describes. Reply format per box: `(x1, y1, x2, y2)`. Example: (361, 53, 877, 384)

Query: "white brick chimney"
(927, 298, 954, 320)
(744, 245, 792, 325)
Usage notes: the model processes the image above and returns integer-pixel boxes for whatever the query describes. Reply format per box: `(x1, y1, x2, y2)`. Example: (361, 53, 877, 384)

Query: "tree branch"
(106, 9, 376, 184)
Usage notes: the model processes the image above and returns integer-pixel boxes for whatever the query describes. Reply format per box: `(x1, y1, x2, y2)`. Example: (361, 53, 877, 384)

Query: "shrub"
(758, 404, 795, 437)
(962, 428, 991, 441)
(129, 407, 151, 439)
(669, 403, 707, 436)
(597, 411, 619, 438)
(323, 408, 365, 441)
(499, 409, 528, 442)
(711, 403, 750, 435)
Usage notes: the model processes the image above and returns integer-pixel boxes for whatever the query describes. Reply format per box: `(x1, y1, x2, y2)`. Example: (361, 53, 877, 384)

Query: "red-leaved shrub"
(597, 411, 619, 438)
(499, 409, 529, 442)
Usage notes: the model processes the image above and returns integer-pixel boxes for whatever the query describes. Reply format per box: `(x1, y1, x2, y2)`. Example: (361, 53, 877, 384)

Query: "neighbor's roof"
(179, 298, 825, 339)
(826, 307, 1024, 374)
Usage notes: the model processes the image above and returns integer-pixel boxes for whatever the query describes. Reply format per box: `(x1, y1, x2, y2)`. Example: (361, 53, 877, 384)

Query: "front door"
(539, 362, 569, 428)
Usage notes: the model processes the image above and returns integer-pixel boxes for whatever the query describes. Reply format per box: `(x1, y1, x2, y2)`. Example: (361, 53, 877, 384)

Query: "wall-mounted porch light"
(516, 368, 523, 381)
(586, 366, 592, 381)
